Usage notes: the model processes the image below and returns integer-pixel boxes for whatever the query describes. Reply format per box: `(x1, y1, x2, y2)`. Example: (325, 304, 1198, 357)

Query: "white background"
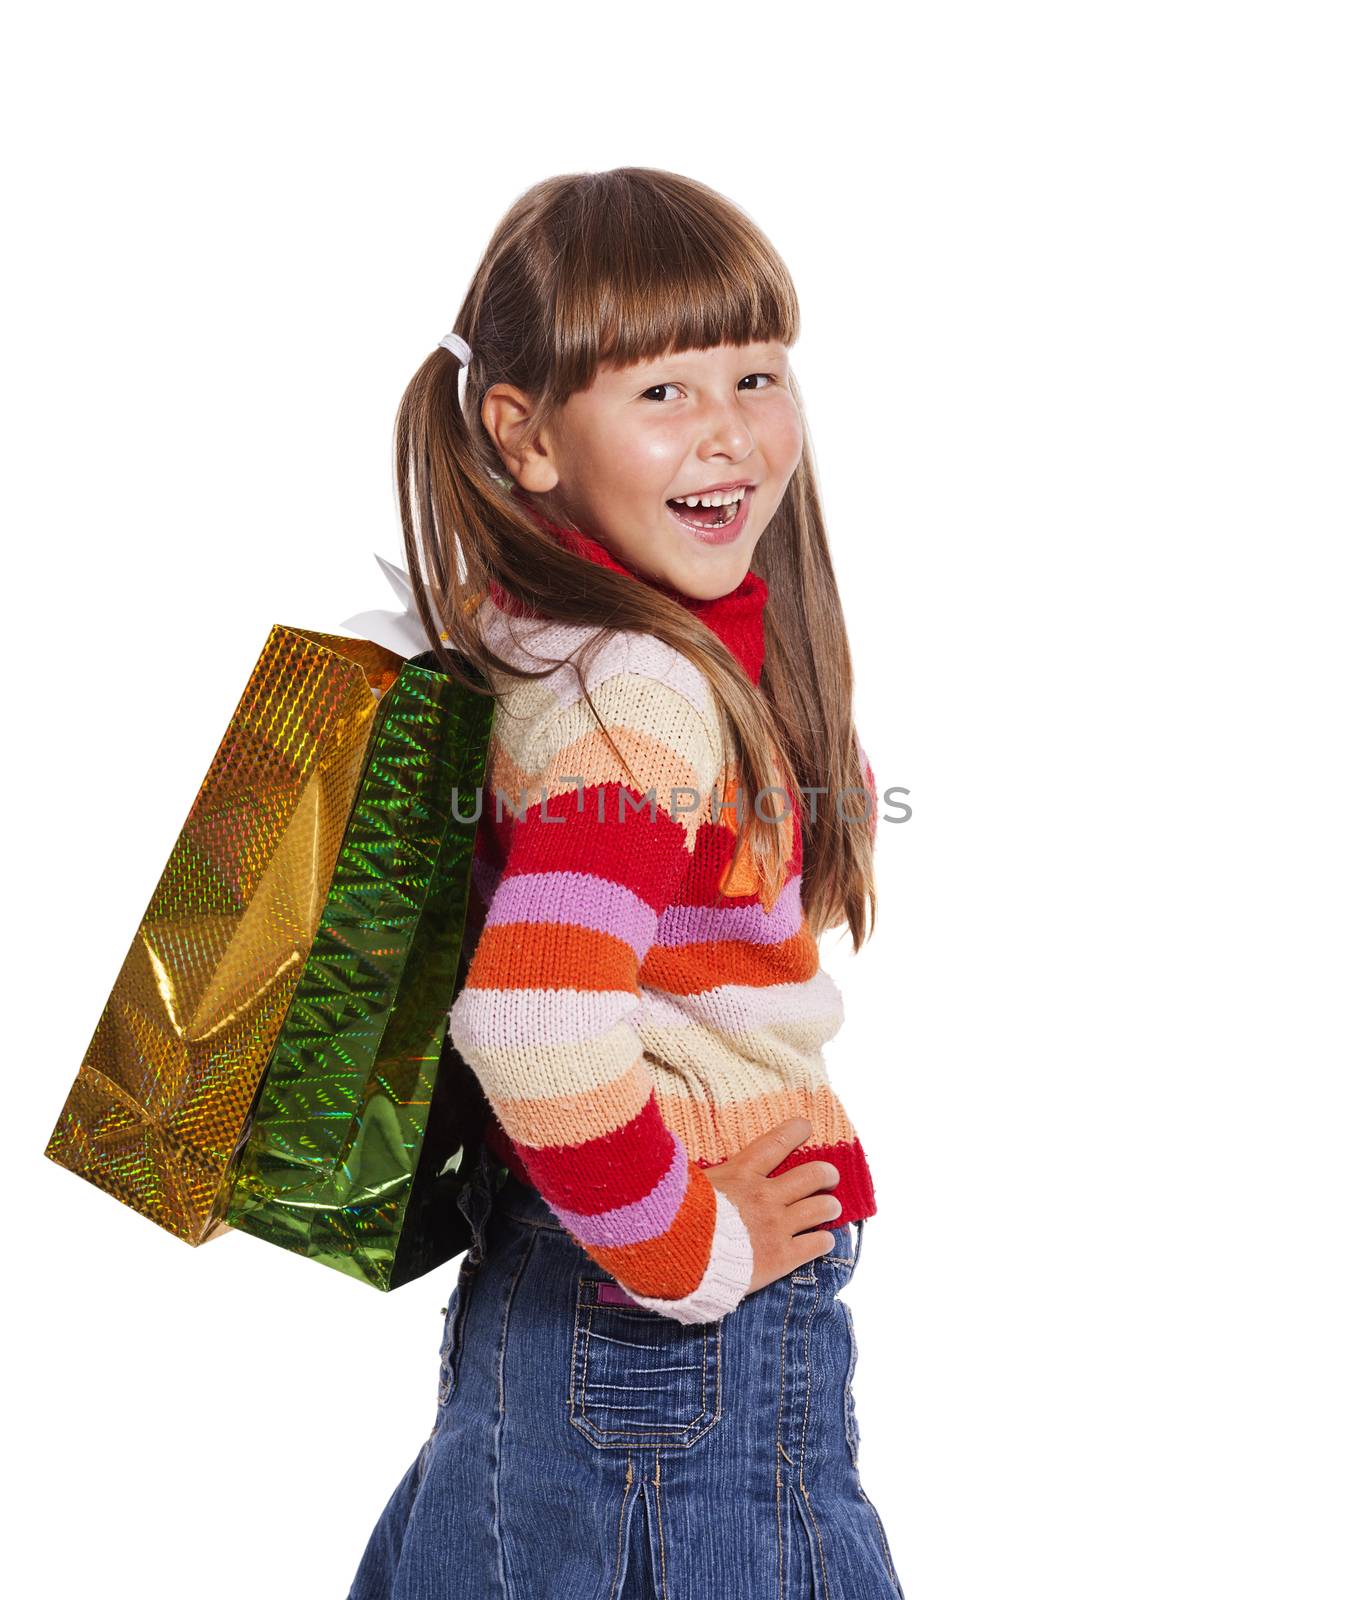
(6, 4, 1353, 1597)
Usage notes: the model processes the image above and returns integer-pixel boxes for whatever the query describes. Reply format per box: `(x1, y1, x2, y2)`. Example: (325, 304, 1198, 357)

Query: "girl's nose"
(694, 402, 754, 461)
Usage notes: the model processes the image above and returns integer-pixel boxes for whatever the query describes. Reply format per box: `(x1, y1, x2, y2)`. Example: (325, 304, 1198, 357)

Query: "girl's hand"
(703, 1117, 843, 1293)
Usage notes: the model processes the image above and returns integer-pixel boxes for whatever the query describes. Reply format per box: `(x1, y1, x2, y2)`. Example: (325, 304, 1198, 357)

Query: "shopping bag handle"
(338, 552, 448, 660)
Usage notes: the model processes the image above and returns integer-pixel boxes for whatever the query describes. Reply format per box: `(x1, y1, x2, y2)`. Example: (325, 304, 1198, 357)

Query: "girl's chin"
(650, 543, 756, 604)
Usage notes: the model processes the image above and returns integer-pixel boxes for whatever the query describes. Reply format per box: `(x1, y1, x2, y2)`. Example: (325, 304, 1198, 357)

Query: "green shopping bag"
(224, 559, 500, 1290)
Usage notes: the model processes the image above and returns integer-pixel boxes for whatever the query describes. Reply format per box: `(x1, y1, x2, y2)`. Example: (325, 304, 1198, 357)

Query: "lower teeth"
(671, 502, 734, 527)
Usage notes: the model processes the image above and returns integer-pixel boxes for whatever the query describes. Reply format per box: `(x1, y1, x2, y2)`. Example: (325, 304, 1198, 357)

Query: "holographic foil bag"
(45, 556, 502, 1286)
(223, 642, 497, 1291)
(43, 624, 407, 1246)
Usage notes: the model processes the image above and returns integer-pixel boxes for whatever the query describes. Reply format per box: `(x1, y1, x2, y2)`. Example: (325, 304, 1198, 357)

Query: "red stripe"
(510, 1093, 680, 1214)
(485, 780, 695, 909)
(737, 1139, 878, 1221)
(485, 1121, 880, 1227)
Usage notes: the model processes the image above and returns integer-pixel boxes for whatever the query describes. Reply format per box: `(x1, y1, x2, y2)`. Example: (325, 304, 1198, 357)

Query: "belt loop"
(454, 1143, 496, 1261)
(853, 1216, 866, 1274)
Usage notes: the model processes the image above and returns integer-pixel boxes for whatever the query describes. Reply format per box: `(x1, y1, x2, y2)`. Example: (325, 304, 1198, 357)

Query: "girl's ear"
(481, 381, 559, 493)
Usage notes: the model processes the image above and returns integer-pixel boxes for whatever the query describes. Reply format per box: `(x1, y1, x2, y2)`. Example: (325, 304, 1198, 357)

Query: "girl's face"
(489, 341, 803, 601)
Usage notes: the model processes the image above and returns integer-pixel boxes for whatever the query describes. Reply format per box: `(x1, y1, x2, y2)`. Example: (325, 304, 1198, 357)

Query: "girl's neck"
(489, 487, 769, 686)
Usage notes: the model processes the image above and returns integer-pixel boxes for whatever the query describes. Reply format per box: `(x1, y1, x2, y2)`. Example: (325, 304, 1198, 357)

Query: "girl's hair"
(394, 166, 876, 949)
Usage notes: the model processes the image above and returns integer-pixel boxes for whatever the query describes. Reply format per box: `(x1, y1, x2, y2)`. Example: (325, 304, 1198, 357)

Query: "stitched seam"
(843, 1302, 860, 1465)
(775, 1277, 797, 1598)
(567, 1275, 584, 1435)
(713, 1319, 723, 1429)
(858, 1487, 905, 1596)
(796, 1271, 833, 1600)
(583, 1293, 597, 1431)
(438, 1265, 472, 1401)
(491, 1225, 536, 1600)
(653, 1448, 668, 1599)
(442, 1257, 481, 1405)
(702, 1326, 710, 1430)
(607, 1454, 634, 1600)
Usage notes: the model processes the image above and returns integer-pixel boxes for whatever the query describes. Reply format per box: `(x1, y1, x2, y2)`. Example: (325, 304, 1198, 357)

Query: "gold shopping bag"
(44, 622, 405, 1245)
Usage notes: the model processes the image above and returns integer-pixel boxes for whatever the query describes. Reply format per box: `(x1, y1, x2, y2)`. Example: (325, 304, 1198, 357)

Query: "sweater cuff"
(622, 1187, 755, 1325)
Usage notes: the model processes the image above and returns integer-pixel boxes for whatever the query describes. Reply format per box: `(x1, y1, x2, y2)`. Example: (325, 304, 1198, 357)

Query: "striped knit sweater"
(446, 506, 878, 1323)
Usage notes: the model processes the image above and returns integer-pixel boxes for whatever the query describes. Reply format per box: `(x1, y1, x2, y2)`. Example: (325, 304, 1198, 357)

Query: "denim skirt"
(347, 1144, 906, 1600)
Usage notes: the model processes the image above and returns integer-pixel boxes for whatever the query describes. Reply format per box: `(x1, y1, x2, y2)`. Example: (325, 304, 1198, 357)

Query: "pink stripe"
(548, 1138, 688, 1246)
(657, 874, 804, 947)
(484, 870, 657, 960)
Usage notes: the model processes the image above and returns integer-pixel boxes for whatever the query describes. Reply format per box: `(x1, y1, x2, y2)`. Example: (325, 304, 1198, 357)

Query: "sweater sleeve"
(446, 646, 755, 1324)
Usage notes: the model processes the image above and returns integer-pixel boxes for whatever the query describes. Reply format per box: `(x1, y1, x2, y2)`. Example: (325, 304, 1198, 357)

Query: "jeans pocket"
(436, 1247, 481, 1407)
(567, 1274, 723, 1449)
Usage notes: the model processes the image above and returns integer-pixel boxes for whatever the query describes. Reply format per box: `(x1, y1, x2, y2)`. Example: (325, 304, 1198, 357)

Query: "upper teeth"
(672, 486, 747, 508)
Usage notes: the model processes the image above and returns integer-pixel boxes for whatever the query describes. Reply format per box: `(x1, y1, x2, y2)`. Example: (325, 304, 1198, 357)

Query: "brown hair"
(394, 166, 876, 949)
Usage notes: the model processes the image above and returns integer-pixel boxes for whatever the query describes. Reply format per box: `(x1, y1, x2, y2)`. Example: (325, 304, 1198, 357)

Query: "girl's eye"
(639, 374, 778, 402)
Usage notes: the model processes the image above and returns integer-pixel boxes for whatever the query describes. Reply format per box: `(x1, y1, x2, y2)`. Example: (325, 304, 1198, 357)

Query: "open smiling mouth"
(664, 485, 753, 539)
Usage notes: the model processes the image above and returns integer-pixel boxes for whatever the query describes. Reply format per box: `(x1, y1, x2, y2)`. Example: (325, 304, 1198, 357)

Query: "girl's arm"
(447, 641, 753, 1324)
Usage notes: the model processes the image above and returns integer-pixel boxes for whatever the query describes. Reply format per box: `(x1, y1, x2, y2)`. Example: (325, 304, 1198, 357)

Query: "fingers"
(716, 1120, 847, 1289)
(736, 1116, 818, 1178)
(785, 1191, 844, 1235)
(791, 1230, 838, 1270)
(770, 1157, 840, 1201)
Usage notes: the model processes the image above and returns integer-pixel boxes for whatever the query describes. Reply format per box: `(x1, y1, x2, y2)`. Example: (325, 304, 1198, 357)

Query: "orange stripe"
(641, 923, 820, 992)
(465, 920, 639, 993)
(585, 1173, 716, 1299)
(657, 1084, 861, 1161)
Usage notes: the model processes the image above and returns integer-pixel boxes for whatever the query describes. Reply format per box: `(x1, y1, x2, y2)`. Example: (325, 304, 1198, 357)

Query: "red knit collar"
(487, 489, 768, 686)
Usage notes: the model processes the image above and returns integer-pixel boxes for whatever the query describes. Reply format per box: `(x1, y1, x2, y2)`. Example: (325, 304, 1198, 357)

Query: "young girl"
(347, 167, 904, 1600)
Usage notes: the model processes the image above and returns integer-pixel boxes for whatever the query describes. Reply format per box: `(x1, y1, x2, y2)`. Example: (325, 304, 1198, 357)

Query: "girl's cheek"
(762, 397, 804, 469)
(632, 428, 688, 478)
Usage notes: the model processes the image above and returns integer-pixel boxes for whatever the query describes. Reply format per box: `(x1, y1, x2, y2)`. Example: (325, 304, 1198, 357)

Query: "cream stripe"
(644, 1036, 849, 1105)
(477, 600, 725, 756)
(638, 969, 847, 1033)
(546, 674, 721, 792)
(481, 1054, 654, 1148)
